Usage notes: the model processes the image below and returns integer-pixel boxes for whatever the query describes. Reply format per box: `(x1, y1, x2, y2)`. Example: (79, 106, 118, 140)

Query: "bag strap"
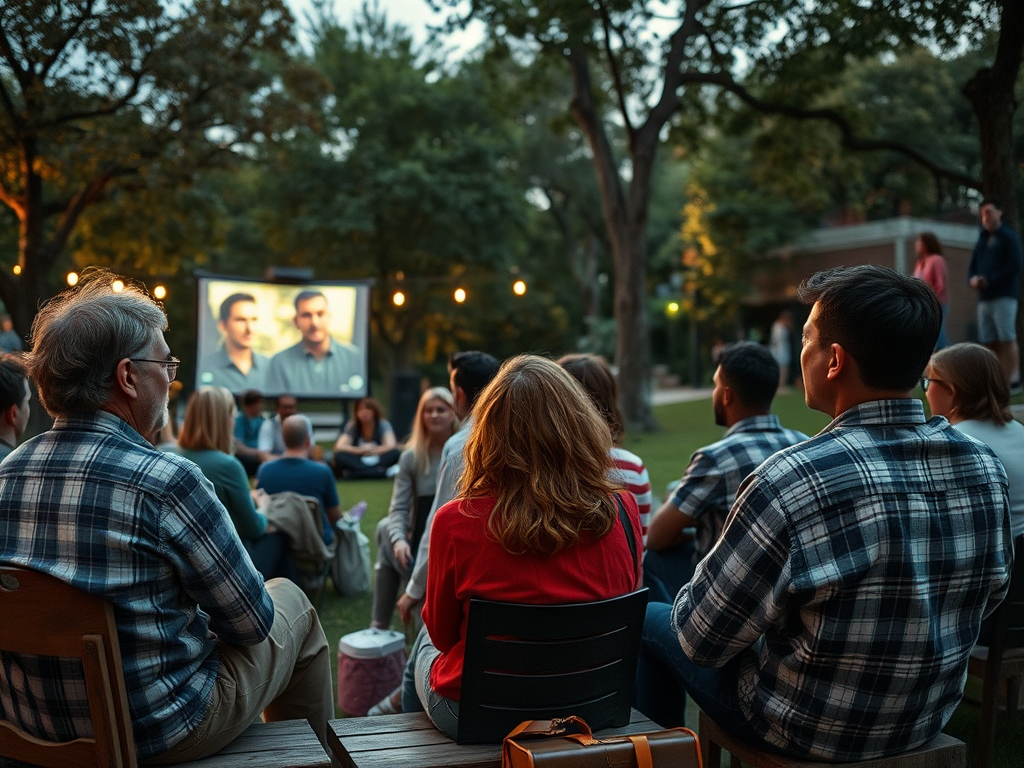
(615, 493, 639, 578)
(627, 735, 654, 768)
(504, 716, 594, 742)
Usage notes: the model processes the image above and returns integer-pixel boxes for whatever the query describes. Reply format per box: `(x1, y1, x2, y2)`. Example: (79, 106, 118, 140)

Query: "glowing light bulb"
(111, 279, 125, 293)
(67, 272, 79, 286)
(453, 288, 466, 304)
(153, 285, 167, 300)
(513, 280, 527, 296)
(393, 291, 406, 307)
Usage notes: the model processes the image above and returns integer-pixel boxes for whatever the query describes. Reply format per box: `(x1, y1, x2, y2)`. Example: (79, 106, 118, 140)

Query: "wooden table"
(329, 710, 660, 768)
(175, 720, 331, 768)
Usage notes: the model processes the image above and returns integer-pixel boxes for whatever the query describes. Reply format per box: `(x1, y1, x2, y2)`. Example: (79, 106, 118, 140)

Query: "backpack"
(331, 513, 370, 596)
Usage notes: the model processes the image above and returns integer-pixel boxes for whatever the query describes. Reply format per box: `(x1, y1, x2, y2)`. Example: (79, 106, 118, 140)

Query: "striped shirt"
(0, 411, 273, 760)
(671, 414, 807, 561)
(610, 446, 652, 546)
(673, 399, 1013, 761)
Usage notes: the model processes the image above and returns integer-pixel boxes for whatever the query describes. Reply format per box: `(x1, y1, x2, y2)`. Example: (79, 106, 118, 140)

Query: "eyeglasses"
(130, 356, 180, 381)
(920, 377, 942, 392)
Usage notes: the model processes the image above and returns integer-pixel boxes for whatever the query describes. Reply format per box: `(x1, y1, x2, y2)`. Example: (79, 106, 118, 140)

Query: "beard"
(713, 400, 727, 427)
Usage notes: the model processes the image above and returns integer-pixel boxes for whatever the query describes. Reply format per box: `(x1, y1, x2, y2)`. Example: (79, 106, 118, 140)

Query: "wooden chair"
(968, 533, 1024, 768)
(698, 710, 964, 768)
(0, 564, 136, 768)
(456, 588, 649, 744)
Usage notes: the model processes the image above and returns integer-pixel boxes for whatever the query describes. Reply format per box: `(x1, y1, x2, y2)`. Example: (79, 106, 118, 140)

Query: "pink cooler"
(336, 628, 407, 716)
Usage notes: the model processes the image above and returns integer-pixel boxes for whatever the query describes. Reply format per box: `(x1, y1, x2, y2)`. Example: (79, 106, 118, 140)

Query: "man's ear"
(827, 343, 847, 381)
(114, 358, 140, 401)
(2, 403, 16, 427)
(720, 383, 733, 407)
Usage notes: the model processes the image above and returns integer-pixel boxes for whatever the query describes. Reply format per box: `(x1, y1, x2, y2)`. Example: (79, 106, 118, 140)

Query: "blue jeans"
(401, 627, 460, 738)
(634, 602, 781, 754)
(642, 542, 696, 604)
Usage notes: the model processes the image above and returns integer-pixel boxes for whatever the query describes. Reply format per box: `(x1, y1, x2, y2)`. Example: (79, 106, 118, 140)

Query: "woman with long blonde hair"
(370, 386, 459, 631)
(170, 386, 293, 580)
(402, 355, 642, 737)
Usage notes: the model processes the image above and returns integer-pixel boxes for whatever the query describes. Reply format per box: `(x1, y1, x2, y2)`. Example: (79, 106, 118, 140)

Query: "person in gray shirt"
(266, 290, 364, 397)
(0, 353, 30, 461)
(198, 293, 269, 393)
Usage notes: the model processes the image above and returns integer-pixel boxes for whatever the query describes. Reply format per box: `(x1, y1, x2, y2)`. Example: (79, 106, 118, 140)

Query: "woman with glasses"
(169, 386, 295, 580)
(923, 343, 1024, 537)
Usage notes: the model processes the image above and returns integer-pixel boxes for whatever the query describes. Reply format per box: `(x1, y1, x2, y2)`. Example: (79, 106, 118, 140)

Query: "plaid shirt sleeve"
(672, 449, 726, 521)
(673, 470, 791, 664)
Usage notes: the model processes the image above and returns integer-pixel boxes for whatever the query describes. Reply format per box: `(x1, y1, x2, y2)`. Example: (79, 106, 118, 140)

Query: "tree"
(0, 0, 322, 337)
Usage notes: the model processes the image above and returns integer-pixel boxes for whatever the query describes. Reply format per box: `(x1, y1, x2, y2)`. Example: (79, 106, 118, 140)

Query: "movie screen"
(195, 276, 370, 399)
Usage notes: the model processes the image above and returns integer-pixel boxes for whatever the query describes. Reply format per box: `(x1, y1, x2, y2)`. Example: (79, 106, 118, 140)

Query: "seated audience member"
(0, 277, 333, 762)
(395, 351, 501, 625)
(0, 353, 30, 461)
(0, 313, 23, 353)
(636, 265, 1012, 761)
(258, 414, 341, 546)
(371, 387, 459, 631)
(234, 389, 270, 476)
(404, 355, 642, 737)
(169, 386, 295, 581)
(558, 353, 652, 542)
(257, 394, 297, 457)
(331, 397, 401, 479)
(644, 341, 807, 602)
(924, 342, 1024, 538)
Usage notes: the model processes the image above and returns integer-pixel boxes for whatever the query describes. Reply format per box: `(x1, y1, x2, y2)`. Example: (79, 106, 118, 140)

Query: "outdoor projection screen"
(195, 275, 371, 399)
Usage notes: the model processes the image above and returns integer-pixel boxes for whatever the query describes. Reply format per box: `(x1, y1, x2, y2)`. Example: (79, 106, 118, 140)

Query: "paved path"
(652, 387, 713, 405)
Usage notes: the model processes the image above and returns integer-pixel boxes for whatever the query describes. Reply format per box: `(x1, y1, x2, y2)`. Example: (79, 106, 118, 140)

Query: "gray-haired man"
(0, 277, 333, 764)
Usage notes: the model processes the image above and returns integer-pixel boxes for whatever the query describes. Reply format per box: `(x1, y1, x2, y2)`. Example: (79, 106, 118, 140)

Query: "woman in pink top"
(913, 232, 949, 349)
(401, 355, 642, 739)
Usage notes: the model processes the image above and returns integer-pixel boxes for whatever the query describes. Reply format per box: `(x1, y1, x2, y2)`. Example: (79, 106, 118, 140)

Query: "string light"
(513, 279, 527, 296)
(12, 265, 21, 275)
(67, 272, 79, 286)
(111, 279, 125, 293)
(453, 287, 467, 304)
(153, 285, 167, 300)
(393, 290, 406, 307)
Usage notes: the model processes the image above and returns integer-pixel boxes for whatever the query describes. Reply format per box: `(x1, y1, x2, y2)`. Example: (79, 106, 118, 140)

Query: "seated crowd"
(0, 263, 1018, 764)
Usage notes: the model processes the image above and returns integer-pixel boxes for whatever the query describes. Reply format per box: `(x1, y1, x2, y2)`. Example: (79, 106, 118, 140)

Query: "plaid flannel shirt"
(0, 411, 273, 761)
(671, 414, 808, 561)
(673, 399, 1013, 762)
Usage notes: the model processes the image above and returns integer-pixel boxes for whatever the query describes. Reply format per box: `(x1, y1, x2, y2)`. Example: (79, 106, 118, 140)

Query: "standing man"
(198, 293, 269, 392)
(643, 341, 806, 602)
(267, 290, 364, 396)
(636, 265, 1012, 762)
(969, 198, 1023, 392)
(0, 353, 30, 461)
(0, 277, 333, 763)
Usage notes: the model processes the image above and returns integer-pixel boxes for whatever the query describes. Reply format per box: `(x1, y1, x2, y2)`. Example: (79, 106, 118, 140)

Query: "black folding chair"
(457, 588, 649, 744)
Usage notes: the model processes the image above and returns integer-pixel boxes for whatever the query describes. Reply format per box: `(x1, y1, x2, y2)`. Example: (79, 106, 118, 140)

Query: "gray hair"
(28, 276, 167, 418)
(281, 414, 313, 449)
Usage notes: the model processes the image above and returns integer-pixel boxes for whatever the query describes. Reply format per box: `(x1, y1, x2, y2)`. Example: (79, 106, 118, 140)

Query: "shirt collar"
(53, 410, 151, 448)
(725, 414, 782, 436)
(820, 398, 926, 435)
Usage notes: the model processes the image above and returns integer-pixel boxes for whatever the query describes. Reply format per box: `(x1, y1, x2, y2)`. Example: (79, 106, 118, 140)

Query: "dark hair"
(0, 354, 28, 412)
(981, 197, 1003, 211)
(929, 343, 1012, 425)
(917, 232, 942, 256)
(450, 351, 500, 410)
(354, 397, 384, 426)
(240, 389, 263, 407)
(294, 290, 326, 311)
(717, 342, 779, 411)
(798, 265, 940, 391)
(218, 293, 256, 323)
(557, 353, 625, 443)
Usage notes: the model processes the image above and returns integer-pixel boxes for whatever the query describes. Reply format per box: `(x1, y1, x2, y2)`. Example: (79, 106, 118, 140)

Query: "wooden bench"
(0, 721, 330, 768)
(328, 710, 660, 768)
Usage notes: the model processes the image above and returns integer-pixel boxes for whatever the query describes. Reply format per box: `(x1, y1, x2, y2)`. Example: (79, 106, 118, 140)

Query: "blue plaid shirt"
(671, 414, 807, 561)
(673, 399, 1013, 761)
(0, 411, 274, 760)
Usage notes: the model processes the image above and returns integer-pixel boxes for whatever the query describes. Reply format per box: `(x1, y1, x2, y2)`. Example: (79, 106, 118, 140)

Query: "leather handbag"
(502, 716, 702, 768)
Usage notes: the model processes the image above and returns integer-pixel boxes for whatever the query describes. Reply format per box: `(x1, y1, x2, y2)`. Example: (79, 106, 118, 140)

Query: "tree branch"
(0, 180, 24, 219)
(684, 70, 983, 192)
(595, 0, 635, 143)
(47, 165, 134, 263)
(37, 0, 98, 82)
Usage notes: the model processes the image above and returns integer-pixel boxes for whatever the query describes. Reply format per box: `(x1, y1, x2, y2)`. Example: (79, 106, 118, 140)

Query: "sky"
(285, 0, 482, 52)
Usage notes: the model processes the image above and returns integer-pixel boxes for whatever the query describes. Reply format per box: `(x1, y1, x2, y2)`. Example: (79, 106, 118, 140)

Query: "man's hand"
(393, 540, 412, 569)
(970, 274, 989, 290)
(397, 592, 421, 625)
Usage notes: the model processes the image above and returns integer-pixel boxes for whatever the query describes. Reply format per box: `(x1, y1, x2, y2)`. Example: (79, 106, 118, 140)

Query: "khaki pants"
(145, 578, 333, 764)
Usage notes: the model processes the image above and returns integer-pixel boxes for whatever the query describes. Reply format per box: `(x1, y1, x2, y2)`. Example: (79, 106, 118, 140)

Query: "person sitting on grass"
(331, 397, 401, 479)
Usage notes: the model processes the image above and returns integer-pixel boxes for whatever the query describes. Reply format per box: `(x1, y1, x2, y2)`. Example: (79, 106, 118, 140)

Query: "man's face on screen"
(219, 300, 258, 352)
(295, 295, 331, 348)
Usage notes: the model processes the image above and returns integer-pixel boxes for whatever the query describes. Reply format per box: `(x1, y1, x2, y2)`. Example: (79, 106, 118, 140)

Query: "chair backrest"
(987, 535, 1024, 659)
(457, 588, 649, 744)
(0, 565, 137, 768)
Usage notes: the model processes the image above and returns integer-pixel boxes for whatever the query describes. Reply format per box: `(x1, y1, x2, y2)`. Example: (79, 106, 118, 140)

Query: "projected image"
(196, 277, 370, 399)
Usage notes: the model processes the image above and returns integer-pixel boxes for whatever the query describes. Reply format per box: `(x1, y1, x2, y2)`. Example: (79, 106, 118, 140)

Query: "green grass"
(320, 392, 1024, 765)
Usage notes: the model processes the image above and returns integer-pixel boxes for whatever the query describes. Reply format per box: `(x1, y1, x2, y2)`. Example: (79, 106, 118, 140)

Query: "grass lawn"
(319, 390, 1024, 766)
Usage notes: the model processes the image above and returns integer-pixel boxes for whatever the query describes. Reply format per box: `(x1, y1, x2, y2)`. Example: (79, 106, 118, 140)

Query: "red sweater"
(422, 493, 643, 700)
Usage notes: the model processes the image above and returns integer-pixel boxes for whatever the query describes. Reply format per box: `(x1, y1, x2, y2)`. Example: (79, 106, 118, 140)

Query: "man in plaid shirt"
(0, 277, 333, 763)
(636, 265, 1013, 761)
(644, 341, 807, 602)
